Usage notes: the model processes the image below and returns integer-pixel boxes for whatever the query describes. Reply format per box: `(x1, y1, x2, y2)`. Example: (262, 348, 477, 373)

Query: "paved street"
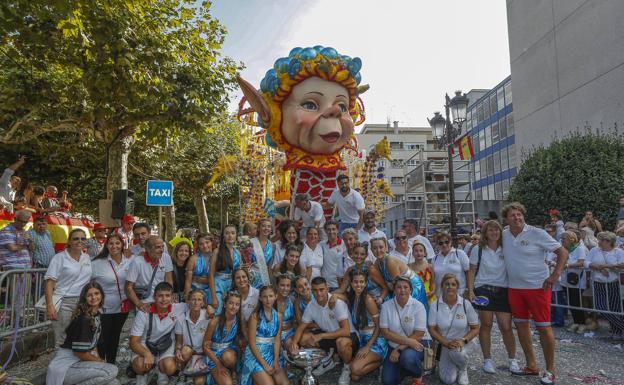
(7, 319, 624, 385)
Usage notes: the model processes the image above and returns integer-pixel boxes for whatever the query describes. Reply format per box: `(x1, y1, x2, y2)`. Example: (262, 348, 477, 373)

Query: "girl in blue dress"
(204, 290, 242, 385)
(210, 225, 241, 315)
(241, 286, 289, 385)
(347, 269, 389, 381)
(275, 273, 296, 366)
(335, 242, 390, 304)
(370, 237, 428, 311)
(184, 233, 213, 302)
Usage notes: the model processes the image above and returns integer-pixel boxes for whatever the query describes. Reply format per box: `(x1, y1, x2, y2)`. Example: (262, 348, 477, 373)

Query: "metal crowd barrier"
(550, 266, 624, 317)
(0, 268, 50, 338)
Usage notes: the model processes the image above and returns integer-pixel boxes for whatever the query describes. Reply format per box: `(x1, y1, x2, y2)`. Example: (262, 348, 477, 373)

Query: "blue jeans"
(382, 341, 431, 385)
(339, 222, 358, 235)
(551, 290, 566, 326)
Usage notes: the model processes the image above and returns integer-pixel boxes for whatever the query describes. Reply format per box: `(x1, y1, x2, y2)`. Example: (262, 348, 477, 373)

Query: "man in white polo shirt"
(502, 202, 568, 385)
(320, 221, 346, 291)
(325, 175, 365, 235)
(130, 282, 185, 385)
(294, 193, 326, 240)
(291, 277, 357, 385)
(357, 210, 386, 262)
(125, 236, 174, 313)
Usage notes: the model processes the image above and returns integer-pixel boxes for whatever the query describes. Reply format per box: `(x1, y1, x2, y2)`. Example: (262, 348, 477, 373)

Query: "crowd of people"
(0, 158, 623, 385)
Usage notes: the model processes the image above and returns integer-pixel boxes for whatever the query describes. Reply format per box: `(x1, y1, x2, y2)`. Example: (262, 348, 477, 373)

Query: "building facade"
(507, 0, 624, 154)
(463, 77, 517, 216)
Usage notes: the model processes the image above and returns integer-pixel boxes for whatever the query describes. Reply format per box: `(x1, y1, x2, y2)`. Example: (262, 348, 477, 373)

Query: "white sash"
(251, 238, 271, 286)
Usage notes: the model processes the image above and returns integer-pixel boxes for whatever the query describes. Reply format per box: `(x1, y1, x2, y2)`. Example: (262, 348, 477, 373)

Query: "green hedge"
(508, 132, 624, 230)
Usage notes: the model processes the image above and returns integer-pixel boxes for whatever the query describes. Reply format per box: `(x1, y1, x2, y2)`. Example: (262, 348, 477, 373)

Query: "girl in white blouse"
(301, 227, 323, 281)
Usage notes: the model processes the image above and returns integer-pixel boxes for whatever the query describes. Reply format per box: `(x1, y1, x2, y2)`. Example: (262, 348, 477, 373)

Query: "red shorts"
(507, 288, 551, 328)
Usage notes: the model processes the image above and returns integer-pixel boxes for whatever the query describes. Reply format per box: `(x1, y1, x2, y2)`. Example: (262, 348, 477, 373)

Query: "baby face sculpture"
(281, 77, 355, 155)
(237, 46, 367, 171)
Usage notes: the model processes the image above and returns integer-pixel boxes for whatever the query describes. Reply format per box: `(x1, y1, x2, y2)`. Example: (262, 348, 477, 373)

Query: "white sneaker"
(509, 358, 521, 374)
(135, 375, 148, 385)
(483, 359, 496, 374)
(457, 368, 469, 385)
(157, 370, 170, 385)
(312, 356, 336, 376)
(338, 364, 351, 385)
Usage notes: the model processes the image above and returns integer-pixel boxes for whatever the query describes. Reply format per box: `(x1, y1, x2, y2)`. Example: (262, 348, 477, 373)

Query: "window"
(480, 158, 487, 177)
(502, 179, 510, 199)
(391, 160, 403, 168)
(479, 130, 486, 151)
(391, 177, 404, 185)
(390, 142, 404, 150)
(484, 125, 491, 149)
(475, 187, 482, 200)
(483, 97, 490, 119)
(508, 144, 516, 169)
(472, 134, 479, 155)
(495, 181, 503, 200)
(486, 155, 494, 176)
(507, 114, 515, 136)
(377, 160, 386, 168)
(497, 87, 505, 111)
(381, 196, 389, 203)
(476, 103, 484, 123)
(474, 158, 481, 180)
(481, 186, 488, 200)
(489, 93, 497, 115)
(493, 151, 501, 174)
(488, 184, 495, 201)
(504, 82, 512, 106)
(491, 121, 499, 144)
(405, 143, 423, 151)
(466, 110, 473, 131)
(499, 117, 507, 139)
(501, 147, 509, 171)
(392, 194, 403, 203)
(405, 159, 418, 166)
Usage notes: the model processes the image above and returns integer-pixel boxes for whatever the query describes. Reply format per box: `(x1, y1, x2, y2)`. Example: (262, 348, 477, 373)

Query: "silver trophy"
(283, 348, 334, 385)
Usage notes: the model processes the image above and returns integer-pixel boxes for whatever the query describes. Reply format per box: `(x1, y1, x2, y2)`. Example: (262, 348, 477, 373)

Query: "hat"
(121, 214, 135, 223)
(93, 223, 106, 232)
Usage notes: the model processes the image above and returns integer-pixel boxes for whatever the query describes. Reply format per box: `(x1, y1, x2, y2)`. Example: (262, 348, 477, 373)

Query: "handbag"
(135, 262, 160, 300)
(109, 260, 133, 313)
(434, 298, 463, 361)
(145, 312, 173, 356)
(393, 299, 435, 370)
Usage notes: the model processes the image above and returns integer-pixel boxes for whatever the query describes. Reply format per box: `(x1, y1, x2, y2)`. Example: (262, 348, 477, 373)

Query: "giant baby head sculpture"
(238, 46, 368, 171)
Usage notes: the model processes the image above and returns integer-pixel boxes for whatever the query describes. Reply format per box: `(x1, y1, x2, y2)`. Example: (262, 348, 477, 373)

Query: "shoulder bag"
(434, 298, 464, 361)
(393, 299, 435, 370)
(135, 262, 160, 300)
(145, 312, 173, 356)
(181, 317, 209, 376)
(109, 260, 133, 313)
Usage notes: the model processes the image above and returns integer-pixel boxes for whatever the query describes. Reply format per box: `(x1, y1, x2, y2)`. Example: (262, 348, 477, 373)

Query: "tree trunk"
(106, 134, 134, 198)
(164, 203, 176, 243)
(193, 194, 209, 233)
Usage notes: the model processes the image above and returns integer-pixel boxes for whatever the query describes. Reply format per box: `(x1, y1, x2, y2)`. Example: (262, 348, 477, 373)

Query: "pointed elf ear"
(356, 84, 370, 95)
(237, 74, 270, 126)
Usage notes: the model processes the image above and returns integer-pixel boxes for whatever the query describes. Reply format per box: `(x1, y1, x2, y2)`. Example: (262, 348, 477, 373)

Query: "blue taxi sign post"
(146, 180, 173, 237)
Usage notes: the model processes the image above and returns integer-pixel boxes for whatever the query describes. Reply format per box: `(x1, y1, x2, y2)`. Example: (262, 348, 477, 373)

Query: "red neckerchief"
(143, 252, 160, 268)
(150, 304, 172, 320)
(328, 238, 342, 248)
(97, 238, 106, 245)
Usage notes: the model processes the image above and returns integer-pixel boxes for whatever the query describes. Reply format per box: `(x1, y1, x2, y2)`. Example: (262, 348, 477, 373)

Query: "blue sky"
(211, 0, 510, 130)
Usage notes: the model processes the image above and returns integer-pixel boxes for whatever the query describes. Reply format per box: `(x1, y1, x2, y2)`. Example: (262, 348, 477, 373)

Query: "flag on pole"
(456, 136, 475, 160)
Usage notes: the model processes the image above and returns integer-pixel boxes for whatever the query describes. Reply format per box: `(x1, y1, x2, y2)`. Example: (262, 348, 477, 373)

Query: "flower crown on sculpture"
(237, 46, 369, 171)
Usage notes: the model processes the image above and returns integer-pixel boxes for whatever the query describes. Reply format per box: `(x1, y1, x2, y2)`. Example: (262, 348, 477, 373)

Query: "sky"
(211, 0, 510, 131)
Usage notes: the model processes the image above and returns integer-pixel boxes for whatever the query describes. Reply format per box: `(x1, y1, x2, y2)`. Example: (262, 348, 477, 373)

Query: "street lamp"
(427, 90, 469, 245)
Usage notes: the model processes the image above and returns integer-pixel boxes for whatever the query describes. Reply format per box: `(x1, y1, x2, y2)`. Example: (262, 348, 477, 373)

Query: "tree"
(0, 0, 240, 196)
(508, 132, 624, 229)
(130, 113, 242, 233)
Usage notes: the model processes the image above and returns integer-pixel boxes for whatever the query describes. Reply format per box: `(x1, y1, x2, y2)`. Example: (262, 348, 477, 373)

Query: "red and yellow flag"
(456, 136, 475, 160)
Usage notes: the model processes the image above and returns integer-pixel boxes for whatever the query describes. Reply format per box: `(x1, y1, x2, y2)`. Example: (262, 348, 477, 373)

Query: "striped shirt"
(0, 224, 31, 268)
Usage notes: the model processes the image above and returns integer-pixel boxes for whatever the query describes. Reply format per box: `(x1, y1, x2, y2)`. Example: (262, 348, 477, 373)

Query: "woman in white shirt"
(175, 290, 211, 382)
(559, 230, 588, 333)
(379, 276, 430, 385)
(91, 233, 132, 364)
(272, 220, 301, 268)
(585, 231, 624, 339)
(44, 228, 93, 347)
(432, 232, 470, 297)
(429, 273, 480, 385)
(301, 227, 323, 281)
(466, 220, 519, 374)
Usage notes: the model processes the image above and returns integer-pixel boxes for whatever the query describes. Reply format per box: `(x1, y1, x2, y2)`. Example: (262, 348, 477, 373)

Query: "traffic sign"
(146, 180, 174, 206)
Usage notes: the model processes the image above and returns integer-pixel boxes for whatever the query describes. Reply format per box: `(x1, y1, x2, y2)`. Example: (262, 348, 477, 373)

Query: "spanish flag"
(456, 136, 475, 160)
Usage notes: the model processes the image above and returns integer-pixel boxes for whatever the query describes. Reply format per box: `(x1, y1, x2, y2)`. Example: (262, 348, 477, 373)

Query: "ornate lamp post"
(428, 91, 469, 244)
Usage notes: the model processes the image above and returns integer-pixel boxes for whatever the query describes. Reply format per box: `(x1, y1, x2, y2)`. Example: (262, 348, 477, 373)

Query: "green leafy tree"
(508, 133, 624, 229)
(0, 0, 240, 196)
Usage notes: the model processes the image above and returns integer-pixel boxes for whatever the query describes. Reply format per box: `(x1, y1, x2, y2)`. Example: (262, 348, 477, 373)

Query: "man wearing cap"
(357, 210, 386, 262)
(294, 193, 326, 240)
(85, 223, 108, 259)
(115, 214, 135, 250)
(28, 216, 55, 268)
